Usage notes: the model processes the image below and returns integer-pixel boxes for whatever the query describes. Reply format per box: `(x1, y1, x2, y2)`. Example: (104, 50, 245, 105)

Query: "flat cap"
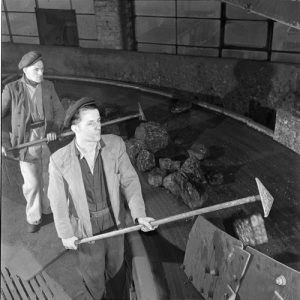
(18, 51, 42, 70)
(64, 97, 96, 128)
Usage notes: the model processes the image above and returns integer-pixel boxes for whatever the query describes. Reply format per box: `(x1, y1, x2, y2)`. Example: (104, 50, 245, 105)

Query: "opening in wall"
(36, 8, 79, 47)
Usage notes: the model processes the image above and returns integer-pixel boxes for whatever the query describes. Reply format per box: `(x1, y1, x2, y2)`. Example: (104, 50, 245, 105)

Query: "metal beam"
(223, 0, 300, 29)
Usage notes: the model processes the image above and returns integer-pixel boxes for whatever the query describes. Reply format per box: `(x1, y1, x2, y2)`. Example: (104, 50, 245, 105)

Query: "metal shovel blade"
(255, 177, 274, 217)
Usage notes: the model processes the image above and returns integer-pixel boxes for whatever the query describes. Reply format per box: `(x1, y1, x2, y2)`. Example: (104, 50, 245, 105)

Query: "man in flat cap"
(1, 50, 65, 233)
(48, 97, 157, 299)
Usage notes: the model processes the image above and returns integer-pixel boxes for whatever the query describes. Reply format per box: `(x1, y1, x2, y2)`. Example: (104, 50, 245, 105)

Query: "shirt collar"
(74, 138, 105, 159)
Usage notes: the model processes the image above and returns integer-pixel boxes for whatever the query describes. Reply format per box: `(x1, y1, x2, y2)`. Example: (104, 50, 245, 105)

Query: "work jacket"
(1, 77, 65, 160)
(48, 134, 147, 240)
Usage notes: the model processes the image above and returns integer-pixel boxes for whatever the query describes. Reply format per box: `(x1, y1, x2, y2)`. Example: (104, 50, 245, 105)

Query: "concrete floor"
(1, 79, 300, 299)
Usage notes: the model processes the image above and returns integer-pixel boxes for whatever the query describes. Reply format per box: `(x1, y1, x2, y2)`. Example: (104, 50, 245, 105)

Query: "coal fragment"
(136, 149, 155, 172)
(163, 172, 207, 209)
(181, 157, 206, 184)
(148, 168, 167, 187)
(135, 121, 169, 153)
(170, 99, 192, 114)
(233, 214, 268, 246)
(125, 138, 146, 165)
(159, 158, 181, 172)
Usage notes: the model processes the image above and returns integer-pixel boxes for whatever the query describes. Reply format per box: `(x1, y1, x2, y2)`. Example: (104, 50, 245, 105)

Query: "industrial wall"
(2, 43, 299, 153)
(2, 0, 300, 63)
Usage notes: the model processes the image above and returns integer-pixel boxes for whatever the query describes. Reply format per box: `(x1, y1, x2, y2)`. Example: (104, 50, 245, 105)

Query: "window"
(134, 0, 300, 62)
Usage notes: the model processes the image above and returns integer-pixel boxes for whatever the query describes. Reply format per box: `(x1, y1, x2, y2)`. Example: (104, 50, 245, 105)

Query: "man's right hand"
(1, 146, 7, 156)
(62, 236, 78, 250)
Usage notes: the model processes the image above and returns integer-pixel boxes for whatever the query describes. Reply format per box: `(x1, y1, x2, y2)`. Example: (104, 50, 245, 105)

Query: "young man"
(1, 50, 65, 232)
(48, 97, 157, 300)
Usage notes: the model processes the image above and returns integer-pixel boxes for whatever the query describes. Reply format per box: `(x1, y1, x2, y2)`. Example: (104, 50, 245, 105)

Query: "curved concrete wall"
(2, 43, 300, 153)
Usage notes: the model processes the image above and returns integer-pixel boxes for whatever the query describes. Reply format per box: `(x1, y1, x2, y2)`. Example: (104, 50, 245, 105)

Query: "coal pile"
(125, 121, 219, 210)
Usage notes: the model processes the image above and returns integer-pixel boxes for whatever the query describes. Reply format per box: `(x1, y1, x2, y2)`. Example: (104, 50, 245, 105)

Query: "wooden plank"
(1, 267, 21, 300)
(35, 274, 54, 300)
(184, 216, 251, 300)
(1, 273, 13, 300)
(238, 247, 300, 300)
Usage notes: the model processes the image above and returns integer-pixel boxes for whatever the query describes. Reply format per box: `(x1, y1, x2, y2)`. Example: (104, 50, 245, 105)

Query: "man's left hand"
(137, 217, 158, 232)
(46, 132, 57, 142)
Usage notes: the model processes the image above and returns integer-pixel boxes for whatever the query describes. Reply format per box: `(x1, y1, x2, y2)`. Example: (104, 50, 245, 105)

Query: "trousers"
(77, 234, 127, 300)
(19, 129, 52, 224)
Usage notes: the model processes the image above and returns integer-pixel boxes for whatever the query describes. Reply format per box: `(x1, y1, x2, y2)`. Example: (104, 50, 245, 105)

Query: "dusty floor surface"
(1, 80, 299, 299)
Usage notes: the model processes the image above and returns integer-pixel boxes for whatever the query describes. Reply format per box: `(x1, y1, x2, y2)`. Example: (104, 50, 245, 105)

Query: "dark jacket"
(1, 77, 65, 160)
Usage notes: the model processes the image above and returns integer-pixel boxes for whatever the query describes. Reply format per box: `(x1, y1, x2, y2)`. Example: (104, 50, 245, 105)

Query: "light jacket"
(1, 77, 65, 160)
(48, 134, 147, 239)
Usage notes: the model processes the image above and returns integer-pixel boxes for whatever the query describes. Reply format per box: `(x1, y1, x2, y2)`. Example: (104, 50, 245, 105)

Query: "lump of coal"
(148, 168, 167, 187)
(159, 158, 181, 172)
(170, 99, 192, 114)
(207, 172, 224, 186)
(233, 213, 268, 246)
(135, 121, 169, 153)
(187, 145, 208, 161)
(163, 172, 182, 196)
(163, 172, 207, 209)
(179, 179, 207, 209)
(136, 149, 155, 172)
(181, 157, 206, 184)
(125, 138, 146, 165)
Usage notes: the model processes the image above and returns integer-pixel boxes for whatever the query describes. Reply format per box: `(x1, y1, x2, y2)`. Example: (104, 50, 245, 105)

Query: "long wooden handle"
(76, 194, 261, 245)
(7, 109, 144, 152)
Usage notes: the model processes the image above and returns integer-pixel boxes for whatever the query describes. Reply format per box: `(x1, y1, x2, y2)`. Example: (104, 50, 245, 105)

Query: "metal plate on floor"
(238, 247, 300, 300)
(183, 216, 250, 300)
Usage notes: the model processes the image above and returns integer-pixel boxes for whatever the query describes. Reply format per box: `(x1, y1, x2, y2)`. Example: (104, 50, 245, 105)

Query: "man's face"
(23, 60, 44, 83)
(73, 109, 101, 142)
